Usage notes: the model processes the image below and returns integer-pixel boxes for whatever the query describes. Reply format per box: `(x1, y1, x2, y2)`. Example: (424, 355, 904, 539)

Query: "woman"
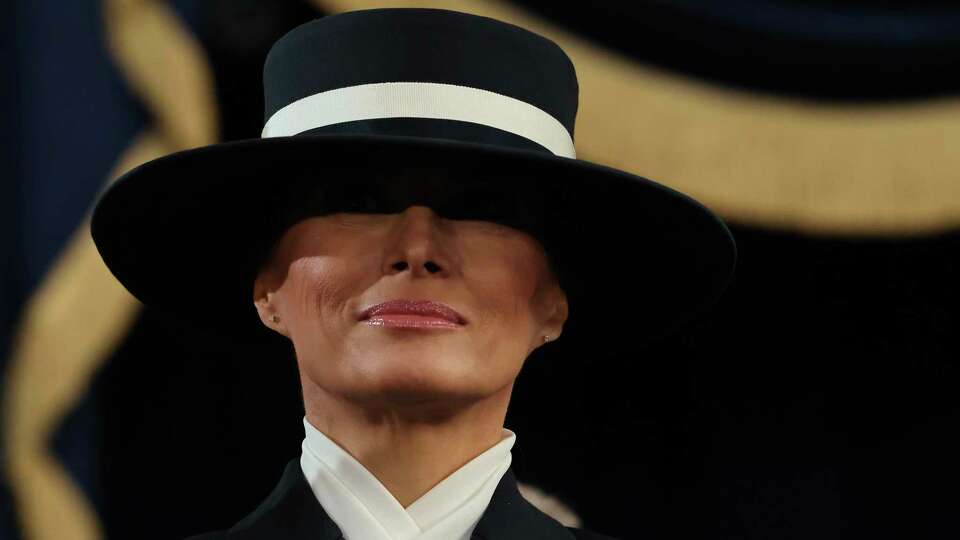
(90, 8, 737, 540)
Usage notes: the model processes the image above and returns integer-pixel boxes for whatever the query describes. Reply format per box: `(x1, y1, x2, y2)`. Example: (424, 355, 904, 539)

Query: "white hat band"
(261, 81, 576, 159)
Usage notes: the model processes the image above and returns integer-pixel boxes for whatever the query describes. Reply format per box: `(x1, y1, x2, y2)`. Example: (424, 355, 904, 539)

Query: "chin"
(353, 383, 489, 419)
(356, 364, 492, 398)
(370, 372, 481, 398)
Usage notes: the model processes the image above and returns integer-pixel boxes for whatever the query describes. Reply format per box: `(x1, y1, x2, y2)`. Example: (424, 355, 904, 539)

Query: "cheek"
(466, 243, 545, 337)
(284, 256, 373, 393)
(289, 258, 345, 318)
(282, 256, 360, 363)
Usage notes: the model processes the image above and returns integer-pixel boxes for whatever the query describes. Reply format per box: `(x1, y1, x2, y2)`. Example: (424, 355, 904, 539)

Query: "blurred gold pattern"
(2, 1, 218, 537)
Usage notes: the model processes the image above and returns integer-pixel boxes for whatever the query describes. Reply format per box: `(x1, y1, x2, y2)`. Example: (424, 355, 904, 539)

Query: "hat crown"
(261, 8, 579, 157)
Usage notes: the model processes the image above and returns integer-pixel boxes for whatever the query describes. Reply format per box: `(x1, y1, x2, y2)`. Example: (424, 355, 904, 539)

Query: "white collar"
(300, 416, 516, 540)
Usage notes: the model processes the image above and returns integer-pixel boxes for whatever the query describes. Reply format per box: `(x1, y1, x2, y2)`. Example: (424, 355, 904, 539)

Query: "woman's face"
(253, 173, 568, 409)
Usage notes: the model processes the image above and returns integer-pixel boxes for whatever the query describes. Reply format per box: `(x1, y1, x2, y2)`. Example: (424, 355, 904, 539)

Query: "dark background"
(4, 1, 958, 539)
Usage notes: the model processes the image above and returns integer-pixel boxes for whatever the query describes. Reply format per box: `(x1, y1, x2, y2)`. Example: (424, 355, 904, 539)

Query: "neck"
(302, 380, 514, 508)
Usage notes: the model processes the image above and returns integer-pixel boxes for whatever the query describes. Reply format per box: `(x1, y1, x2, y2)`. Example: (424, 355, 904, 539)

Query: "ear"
(542, 285, 568, 344)
(253, 268, 289, 337)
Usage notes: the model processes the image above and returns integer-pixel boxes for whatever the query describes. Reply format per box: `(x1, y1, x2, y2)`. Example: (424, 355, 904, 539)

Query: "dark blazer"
(184, 458, 620, 540)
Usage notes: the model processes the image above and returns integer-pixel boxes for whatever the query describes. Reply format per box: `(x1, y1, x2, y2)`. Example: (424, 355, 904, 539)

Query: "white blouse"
(300, 417, 516, 540)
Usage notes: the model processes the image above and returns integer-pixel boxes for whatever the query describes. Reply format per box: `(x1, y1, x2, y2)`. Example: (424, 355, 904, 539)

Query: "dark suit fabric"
(183, 458, 620, 540)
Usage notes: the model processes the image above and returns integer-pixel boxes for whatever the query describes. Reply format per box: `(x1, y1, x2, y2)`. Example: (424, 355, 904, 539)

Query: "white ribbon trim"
(261, 81, 576, 158)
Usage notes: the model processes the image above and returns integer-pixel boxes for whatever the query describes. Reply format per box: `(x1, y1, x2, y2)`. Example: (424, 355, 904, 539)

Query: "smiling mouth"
(362, 313, 464, 329)
(358, 299, 467, 326)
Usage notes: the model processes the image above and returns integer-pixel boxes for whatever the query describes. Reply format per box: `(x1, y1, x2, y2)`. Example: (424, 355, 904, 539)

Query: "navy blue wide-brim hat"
(90, 7, 737, 349)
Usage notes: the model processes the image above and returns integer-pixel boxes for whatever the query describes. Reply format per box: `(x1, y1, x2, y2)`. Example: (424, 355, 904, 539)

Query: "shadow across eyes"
(260, 166, 566, 291)
(272, 166, 548, 242)
(297, 177, 527, 220)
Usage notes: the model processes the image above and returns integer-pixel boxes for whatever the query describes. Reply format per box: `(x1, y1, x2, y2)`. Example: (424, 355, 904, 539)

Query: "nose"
(383, 205, 453, 278)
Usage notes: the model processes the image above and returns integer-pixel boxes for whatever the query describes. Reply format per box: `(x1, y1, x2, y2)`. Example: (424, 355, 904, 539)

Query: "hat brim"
(90, 132, 737, 349)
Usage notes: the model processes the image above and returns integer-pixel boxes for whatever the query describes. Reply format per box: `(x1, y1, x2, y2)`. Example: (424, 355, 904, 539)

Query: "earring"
(543, 335, 550, 343)
(271, 315, 280, 323)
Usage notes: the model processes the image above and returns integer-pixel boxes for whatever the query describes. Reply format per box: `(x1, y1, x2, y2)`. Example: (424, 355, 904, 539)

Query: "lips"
(358, 299, 467, 325)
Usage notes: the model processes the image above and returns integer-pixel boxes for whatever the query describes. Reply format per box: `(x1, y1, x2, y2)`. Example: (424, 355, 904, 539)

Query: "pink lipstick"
(359, 299, 467, 329)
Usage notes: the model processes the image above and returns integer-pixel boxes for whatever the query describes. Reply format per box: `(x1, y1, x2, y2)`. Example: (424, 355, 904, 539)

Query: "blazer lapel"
(471, 467, 577, 540)
(225, 458, 343, 540)
(226, 458, 576, 540)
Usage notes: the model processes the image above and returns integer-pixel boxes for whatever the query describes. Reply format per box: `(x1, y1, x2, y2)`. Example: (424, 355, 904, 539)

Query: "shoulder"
(566, 526, 624, 540)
